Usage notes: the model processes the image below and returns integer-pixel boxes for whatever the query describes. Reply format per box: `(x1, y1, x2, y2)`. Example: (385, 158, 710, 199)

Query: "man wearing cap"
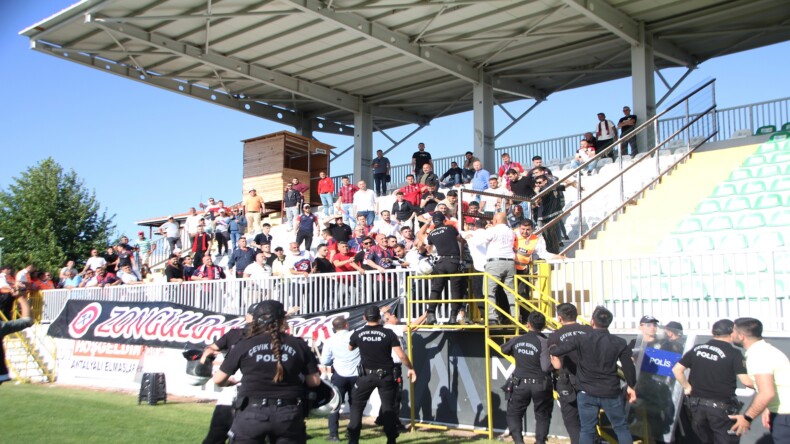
(159, 215, 181, 254)
(294, 204, 319, 251)
(629, 315, 662, 358)
(324, 214, 353, 244)
(244, 188, 265, 234)
(134, 231, 155, 269)
(347, 306, 417, 444)
(320, 316, 361, 442)
(423, 212, 466, 325)
(672, 319, 752, 443)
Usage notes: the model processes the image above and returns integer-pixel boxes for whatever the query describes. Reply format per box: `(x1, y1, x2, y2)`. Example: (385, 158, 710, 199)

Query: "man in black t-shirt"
(672, 319, 751, 444)
(164, 254, 184, 283)
(547, 303, 592, 444)
(312, 245, 336, 273)
(424, 212, 466, 325)
(411, 142, 432, 176)
(618, 106, 638, 156)
(501, 312, 554, 444)
(103, 246, 119, 274)
(347, 306, 416, 444)
(324, 215, 353, 243)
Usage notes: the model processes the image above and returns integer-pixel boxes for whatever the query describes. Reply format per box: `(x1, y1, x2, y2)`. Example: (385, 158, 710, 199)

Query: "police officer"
(199, 303, 258, 444)
(347, 306, 417, 444)
(672, 319, 752, 443)
(424, 212, 466, 325)
(547, 303, 592, 444)
(501, 312, 554, 444)
(213, 300, 320, 444)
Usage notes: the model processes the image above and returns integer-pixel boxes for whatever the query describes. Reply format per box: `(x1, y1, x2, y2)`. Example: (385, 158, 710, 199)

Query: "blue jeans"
(441, 173, 462, 187)
(285, 206, 299, 227)
(357, 210, 375, 227)
(320, 193, 334, 216)
(463, 168, 474, 183)
(229, 231, 241, 251)
(341, 203, 355, 228)
(577, 391, 632, 444)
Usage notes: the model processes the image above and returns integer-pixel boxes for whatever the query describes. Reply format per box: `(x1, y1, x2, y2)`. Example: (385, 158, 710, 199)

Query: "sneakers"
(445, 310, 459, 325)
(327, 436, 340, 442)
(425, 312, 437, 325)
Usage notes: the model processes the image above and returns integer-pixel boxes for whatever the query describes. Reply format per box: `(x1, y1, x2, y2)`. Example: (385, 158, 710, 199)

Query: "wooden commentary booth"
(241, 131, 333, 215)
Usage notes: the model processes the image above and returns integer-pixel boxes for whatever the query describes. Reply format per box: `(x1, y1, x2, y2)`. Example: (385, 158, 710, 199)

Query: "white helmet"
(308, 379, 342, 417)
(416, 257, 435, 275)
(183, 349, 213, 386)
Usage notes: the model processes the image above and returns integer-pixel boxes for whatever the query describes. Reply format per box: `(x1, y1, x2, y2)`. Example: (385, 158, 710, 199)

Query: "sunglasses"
(362, 241, 372, 245)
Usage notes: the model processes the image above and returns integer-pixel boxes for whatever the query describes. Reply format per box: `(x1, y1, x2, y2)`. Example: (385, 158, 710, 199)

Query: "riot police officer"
(347, 306, 417, 444)
(424, 212, 466, 325)
(501, 312, 554, 444)
(672, 319, 752, 443)
(213, 300, 320, 444)
(547, 303, 592, 444)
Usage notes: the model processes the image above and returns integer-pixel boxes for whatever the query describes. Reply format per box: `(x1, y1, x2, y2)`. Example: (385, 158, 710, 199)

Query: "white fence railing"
(41, 248, 789, 335)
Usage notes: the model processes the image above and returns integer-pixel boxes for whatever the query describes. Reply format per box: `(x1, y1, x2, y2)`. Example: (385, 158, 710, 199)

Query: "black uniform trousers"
(295, 230, 314, 251)
(506, 377, 554, 444)
(427, 257, 465, 314)
(556, 373, 581, 444)
(687, 402, 739, 444)
(203, 405, 234, 444)
(228, 403, 305, 444)
(328, 373, 357, 438)
(348, 373, 399, 444)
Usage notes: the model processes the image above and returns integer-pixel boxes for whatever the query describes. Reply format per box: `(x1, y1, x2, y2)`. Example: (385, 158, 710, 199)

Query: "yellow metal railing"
(1, 296, 56, 384)
(403, 269, 559, 439)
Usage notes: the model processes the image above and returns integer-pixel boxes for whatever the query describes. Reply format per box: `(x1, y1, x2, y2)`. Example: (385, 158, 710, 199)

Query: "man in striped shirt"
(336, 176, 359, 228)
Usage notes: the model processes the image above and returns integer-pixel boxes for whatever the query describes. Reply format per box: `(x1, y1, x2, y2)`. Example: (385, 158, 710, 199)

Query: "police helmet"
(253, 300, 286, 326)
(183, 349, 213, 386)
(307, 379, 342, 417)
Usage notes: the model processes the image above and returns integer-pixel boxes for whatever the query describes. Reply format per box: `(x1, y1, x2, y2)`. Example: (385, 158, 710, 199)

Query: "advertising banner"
(47, 299, 400, 349)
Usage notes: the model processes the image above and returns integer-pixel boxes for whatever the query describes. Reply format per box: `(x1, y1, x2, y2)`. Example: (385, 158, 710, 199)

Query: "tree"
(0, 158, 115, 273)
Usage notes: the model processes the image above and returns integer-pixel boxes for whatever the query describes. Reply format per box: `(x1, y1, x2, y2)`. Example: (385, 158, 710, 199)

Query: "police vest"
(514, 235, 539, 271)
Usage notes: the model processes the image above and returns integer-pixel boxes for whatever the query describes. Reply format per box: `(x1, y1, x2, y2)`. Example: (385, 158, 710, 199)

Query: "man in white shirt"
(117, 264, 142, 285)
(184, 207, 203, 247)
(370, 210, 401, 239)
(478, 213, 516, 325)
(15, 264, 35, 290)
(320, 316, 361, 442)
(730, 317, 790, 441)
(82, 249, 107, 273)
(159, 216, 182, 253)
(284, 241, 313, 276)
(352, 181, 378, 227)
(479, 177, 512, 215)
(243, 252, 272, 279)
(595, 112, 617, 155)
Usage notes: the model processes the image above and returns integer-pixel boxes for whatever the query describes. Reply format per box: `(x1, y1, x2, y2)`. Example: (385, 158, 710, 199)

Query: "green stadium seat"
(658, 236, 684, 253)
(757, 141, 780, 155)
(769, 131, 790, 141)
(775, 251, 790, 273)
(751, 230, 785, 249)
(755, 125, 777, 135)
(757, 164, 782, 178)
(740, 180, 767, 195)
(723, 196, 751, 212)
(768, 209, 790, 227)
(785, 163, 790, 176)
(695, 199, 722, 215)
(704, 214, 733, 231)
(659, 257, 696, 277)
(754, 193, 783, 210)
(727, 168, 752, 182)
(673, 217, 703, 234)
(716, 233, 750, 250)
(685, 235, 715, 252)
(783, 122, 790, 132)
(771, 151, 790, 163)
(712, 279, 746, 300)
(712, 183, 738, 197)
(743, 155, 767, 167)
(736, 213, 766, 230)
(771, 177, 790, 192)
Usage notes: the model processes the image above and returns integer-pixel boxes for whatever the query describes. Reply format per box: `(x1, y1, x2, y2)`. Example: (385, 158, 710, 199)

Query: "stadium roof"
(21, 0, 790, 135)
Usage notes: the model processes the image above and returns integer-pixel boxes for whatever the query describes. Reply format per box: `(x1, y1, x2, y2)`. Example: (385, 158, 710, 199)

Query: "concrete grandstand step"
(575, 143, 760, 257)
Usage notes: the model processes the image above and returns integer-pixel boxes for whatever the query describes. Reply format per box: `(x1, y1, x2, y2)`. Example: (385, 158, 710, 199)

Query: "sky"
(2, 1, 789, 239)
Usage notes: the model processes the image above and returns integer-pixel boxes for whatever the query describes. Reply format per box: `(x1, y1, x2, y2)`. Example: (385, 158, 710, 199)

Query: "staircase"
(0, 314, 56, 384)
(575, 143, 760, 257)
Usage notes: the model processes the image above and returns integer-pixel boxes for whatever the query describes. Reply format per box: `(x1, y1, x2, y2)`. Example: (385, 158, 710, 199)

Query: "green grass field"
(2, 384, 511, 443)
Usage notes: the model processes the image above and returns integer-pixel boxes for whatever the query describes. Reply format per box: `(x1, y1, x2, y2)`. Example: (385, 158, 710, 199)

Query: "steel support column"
(473, 75, 495, 170)
(295, 113, 313, 139)
(354, 102, 374, 187)
(631, 24, 656, 153)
